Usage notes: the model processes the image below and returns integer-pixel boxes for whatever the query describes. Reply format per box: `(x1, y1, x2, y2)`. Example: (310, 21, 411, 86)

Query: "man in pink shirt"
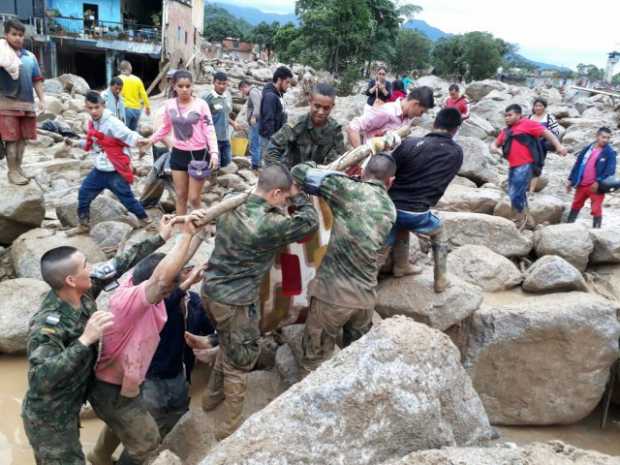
(89, 213, 205, 465)
(567, 127, 617, 228)
(347, 86, 435, 148)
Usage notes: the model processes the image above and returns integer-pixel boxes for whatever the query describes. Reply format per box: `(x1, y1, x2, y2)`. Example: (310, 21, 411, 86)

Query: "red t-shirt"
(444, 96, 469, 118)
(388, 90, 406, 102)
(496, 118, 546, 168)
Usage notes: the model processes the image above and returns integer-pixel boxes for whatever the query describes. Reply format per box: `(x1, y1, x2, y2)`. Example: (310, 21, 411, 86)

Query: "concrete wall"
(48, 0, 122, 32)
(191, 0, 203, 39)
(162, 0, 194, 66)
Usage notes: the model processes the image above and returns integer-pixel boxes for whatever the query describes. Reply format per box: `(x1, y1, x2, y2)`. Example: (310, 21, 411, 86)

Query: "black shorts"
(170, 147, 210, 172)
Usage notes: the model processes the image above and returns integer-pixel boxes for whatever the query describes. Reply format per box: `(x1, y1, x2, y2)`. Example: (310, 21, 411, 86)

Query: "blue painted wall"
(48, 0, 122, 32)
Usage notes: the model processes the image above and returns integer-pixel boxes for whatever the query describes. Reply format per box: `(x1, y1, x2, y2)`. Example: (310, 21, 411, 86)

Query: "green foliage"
(203, 3, 253, 42)
(431, 32, 506, 81)
(577, 63, 605, 81)
(388, 29, 431, 74)
(250, 21, 280, 60)
(613, 73, 620, 86)
(337, 63, 363, 96)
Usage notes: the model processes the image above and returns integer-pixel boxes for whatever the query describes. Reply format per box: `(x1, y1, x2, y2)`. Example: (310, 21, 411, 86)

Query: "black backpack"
(502, 128, 545, 175)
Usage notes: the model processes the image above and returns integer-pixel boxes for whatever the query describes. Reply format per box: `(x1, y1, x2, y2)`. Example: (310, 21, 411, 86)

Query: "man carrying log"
(201, 164, 319, 440)
(291, 155, 397, 373)
(264, 83, 345, 169)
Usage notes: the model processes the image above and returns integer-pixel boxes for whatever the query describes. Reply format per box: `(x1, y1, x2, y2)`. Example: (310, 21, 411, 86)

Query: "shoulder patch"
(41, 328, 57, 335)
(45, 314, 60, 327)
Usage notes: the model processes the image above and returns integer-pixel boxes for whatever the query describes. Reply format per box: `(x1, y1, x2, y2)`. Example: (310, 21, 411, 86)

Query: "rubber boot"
(392, 233, 422, 277)
(5, 144, 29, 185)
(431, 230, 449, 293)
(66, 219, 90, 237)
(86, 425, 119, 465)
(566, 209, 580, 223)
(593, 216, 602, 229)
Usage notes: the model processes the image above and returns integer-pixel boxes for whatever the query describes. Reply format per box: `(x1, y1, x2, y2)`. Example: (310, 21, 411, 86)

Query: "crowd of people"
(0, 17, 618, 465)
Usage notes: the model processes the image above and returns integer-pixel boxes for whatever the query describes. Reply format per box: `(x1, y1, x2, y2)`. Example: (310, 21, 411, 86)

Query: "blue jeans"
(218, 140, 232, 168)
(508, 163, 533, 213)
(124, 108, 142, 131)
(78, 169, 147, 221)
(249, 124, 261, 169)
(387, 210, 442, 245)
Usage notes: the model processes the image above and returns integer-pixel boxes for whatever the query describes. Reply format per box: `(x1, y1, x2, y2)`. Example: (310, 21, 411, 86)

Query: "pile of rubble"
(2, 65, 620, 465)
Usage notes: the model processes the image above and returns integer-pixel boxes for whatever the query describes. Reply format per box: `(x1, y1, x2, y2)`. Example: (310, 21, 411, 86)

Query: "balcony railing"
(46, 16, 161, 43)
(0, 13, 46, 36)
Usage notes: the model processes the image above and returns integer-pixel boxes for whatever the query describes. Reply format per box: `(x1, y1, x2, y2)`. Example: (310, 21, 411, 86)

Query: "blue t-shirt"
(16, 49, 42, 103)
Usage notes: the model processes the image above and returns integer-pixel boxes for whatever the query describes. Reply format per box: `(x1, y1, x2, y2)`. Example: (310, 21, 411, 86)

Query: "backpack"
(501, 128, 545, 175)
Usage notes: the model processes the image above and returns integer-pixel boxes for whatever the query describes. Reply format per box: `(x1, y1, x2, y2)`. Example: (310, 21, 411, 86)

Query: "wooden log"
(146, 62, 172, 96)
(571, 86, 620, 99)
(192, 123, 415, 227)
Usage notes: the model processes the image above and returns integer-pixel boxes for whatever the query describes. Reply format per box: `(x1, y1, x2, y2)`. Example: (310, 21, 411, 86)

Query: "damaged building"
(0, 0, 204, 88)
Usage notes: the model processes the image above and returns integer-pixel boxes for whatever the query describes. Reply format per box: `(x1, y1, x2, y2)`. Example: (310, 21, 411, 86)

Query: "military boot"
(6, 150, 29, 185)
(593, 216, 602, 229)
(86, 425, 119, 465)
(431, 231, 449, 293)
(66, 218, 90, 237)
(392, 234, 422, 277)
(566, 209, 580, 223)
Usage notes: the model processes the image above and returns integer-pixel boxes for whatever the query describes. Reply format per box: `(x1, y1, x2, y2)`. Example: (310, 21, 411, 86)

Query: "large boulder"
(447, 245, 522, 292)
(386, 441, 620, 465)
(534, 224, 594, 271)
(493, 194, 566, 226)
(0, 180, 45, 245)
(250, 68, 273, 82)
(11, 228, 106, 280)
(454, 136, 499, 185)
(43, 78, 64, 94)
(58, 73, 90, 95)
(90, 221, 133, 251)
(200, 317, 493, 465)
(458, 113, 495, 139)
(437, 185, 502, 214)
(442, 212, 533, 257)
(590, 229, 620, 264)
(522, 255, 587, 293)
(470, 99, 505, 131)
(459, 292, 620, 425)
(376, 271, 482, 330)
(465, 80, 508, 101)
(151, 450, 183, 465)
(0, 278, 50, 353)
(161, 410, 217, 465)
(56, 193, 138, 228)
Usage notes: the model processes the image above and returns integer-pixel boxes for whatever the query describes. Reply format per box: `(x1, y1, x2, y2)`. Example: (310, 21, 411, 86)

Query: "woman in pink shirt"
(149, 70, 219, 214)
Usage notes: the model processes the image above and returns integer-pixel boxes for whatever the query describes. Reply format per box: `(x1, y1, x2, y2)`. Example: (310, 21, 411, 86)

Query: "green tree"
(577, 63, 604, 81)
(388, 29, 431, 74)
(251, 21, 280, 61)
(431, 35, 467, 78)
(612, 72, 620, 86)
(203, 4, 253, 42)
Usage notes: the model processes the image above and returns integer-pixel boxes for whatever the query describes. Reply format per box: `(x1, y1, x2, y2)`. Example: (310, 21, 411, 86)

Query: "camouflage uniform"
(264, 113, 346, 169)
(290, 162, 396, 372)
(202, 193, 319, 438)
(21, 234, 166, 465)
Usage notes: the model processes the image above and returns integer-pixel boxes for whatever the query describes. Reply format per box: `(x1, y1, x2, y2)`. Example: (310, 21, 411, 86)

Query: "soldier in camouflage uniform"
(264, 83, 345, 169)
(21, 217, 175, 465)
(202, 164, 319, 440)
(290, 156, 397, 373)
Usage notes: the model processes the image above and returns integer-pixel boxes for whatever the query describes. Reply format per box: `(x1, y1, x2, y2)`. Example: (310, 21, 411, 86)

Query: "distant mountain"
(214, 2, 298, 26)
(403, 19, 450, 41)
(509, 53, 571, 72)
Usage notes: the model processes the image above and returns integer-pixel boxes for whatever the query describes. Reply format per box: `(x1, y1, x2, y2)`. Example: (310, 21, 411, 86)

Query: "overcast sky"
(227, 0, 619, 70)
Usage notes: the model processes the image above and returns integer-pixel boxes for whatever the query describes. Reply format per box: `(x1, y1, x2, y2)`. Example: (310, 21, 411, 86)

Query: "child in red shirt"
(443, 84, 469, 120)
(491, 104, 567, 229)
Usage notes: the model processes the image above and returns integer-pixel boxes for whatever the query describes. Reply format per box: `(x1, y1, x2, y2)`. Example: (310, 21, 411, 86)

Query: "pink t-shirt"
(151, 97, 219, 155)
(580, 147, 602, 186)
(96, 275, 167, 397)
(349, 99, 411, 140)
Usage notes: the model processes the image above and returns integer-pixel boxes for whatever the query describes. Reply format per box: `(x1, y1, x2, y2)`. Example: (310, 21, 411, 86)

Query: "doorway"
(83, 4, 99, 32)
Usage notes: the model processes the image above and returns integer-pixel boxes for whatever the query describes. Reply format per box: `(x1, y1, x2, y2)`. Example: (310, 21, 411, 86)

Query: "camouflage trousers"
(88, 380, 161, 465)
(301, 297, 373, 372)
(23, 414, 85, 465)
(202, 297, 261, 440)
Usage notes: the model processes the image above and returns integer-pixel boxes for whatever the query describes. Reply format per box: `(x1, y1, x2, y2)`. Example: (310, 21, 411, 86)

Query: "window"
(177, 26, 181, 41)
(185, 30, 188, 44)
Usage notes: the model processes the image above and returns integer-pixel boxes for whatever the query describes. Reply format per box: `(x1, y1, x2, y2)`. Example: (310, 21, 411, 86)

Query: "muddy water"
(2, 355, 620, 464)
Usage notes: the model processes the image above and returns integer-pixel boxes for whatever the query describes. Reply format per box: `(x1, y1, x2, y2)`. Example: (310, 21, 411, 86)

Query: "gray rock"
(219, 161, 239, 175)
(200, 317, 493, 465)
(58, 73, 90, 95)
(590, 229, 620, 264)
(11, 228, 106, 280)
(43, 78, 64, 94)
(161, 410, 217, 465)
(90, 221, 133, 250)
(459, 292, 620, 425)
(465, 79, 508, 101)
(455, 136, 498, 185)
(442, 212, 533, 257)
(522, 255, 587, 293)
(458, 114, 495, 139)
(0, 278, 50, 353)
(44, 95, 65, 115)
(250, 68, 274, 82)
(376, 271, 482, 330)
(386, 441, 620, 465)
(437, 185, 502, 214)
(275, 343, 301, 388)
(232, 157, 251, 170)
(56, 194, 138, 228)
(151, 450, 183, 465)
(216, 174, 245, 190)
(494, 194, 565, 226)
(0, 180, 45, 245)
(535, 224, 594, 271)
(447, 245, 522, 292)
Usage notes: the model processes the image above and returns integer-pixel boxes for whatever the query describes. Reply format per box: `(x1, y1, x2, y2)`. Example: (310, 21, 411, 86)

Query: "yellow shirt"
(119, 74, 150, 110)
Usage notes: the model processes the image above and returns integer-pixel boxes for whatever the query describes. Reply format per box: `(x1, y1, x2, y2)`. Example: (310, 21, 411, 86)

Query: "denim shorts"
(386, 209, 442, 245)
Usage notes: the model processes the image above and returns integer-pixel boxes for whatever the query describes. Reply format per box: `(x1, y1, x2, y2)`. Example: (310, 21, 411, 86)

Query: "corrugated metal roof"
(95, 40, 161, 55)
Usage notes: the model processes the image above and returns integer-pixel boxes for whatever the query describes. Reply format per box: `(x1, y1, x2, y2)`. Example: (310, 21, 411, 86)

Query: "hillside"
(213, 2, 298, 26)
